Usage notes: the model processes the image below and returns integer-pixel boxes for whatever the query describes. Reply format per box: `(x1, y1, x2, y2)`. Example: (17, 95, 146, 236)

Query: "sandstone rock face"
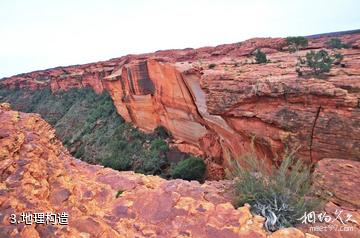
(0, 105, 316, 237)
(297, 159, 360, 238)
(1, 33, 360, 175)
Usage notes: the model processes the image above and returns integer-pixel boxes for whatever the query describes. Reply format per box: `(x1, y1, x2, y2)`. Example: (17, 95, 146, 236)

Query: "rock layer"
(0, 104, 317, 238)
(298, 158, 360, 238)
(1, 33, 360, 175)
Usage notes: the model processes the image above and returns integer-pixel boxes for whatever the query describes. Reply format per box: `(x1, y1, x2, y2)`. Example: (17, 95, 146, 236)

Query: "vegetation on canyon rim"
(326, 37, 351, 49)
(229, 148, 322, 231)
(285, 36, 347, 77)
(170, 156, 206, 182)
(286, 36, 309, 53)
(254, 49, 268, 64)
(296, 49, 344, 76)
(0, 87, 205, 180)
(208, 63, 216, 69)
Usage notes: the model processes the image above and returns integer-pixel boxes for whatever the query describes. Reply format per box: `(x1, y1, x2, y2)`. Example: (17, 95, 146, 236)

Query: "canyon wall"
(2, 103, 322, 238)
(1, 103, 359, 238)
(1, 33, 360, 175)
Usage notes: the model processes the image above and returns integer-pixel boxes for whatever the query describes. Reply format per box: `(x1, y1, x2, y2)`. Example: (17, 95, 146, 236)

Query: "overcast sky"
(1, 0, 359, 78)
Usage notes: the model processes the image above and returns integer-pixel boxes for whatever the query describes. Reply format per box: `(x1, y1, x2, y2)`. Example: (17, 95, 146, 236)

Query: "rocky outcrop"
(1, 33, 360, 176)
(0, 104, 318, 237)
(298, 159, 360, 238)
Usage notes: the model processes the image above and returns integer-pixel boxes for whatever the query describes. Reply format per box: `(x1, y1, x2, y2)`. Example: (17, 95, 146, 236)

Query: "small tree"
(151, 139, 169, 152)
(326, 38, 350, 49)
(297, 50, 335, 76)
(154, 126, 171, 138)
(254, 49, 267, 64)
(208, 63, 216, 69)
(286, 36, 308, 53)
(333, 52, 344, 65)
(171, 156, 206, 182)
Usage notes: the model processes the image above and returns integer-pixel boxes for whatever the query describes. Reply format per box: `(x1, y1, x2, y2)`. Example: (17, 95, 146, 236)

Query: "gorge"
(1, 33, 360, 178)
(1, 31, 360, 237)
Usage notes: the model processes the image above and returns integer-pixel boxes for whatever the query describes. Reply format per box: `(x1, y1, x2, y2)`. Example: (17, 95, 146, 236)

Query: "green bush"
(208, 63, 216, 69)
(135, 150, 168, 175)
(333, 52, 344, 65)
(286, 36, 308, 53)
(102, 155, 132, 171)
(326, 38, 350, 49)
(231, 151, 322, 231)
(115, 190, 124, 198)
(154, 126, 171, 138)
(171, 156, 206, 182)
(253, 49, 267, 64)
(297, 50, 334, 76)
(151, 139, 169, 152)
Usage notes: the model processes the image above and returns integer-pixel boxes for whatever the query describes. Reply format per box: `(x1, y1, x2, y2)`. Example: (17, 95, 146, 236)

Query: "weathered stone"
(1, 34, 359, 180)
(0, 105, 316, 237)
(297, 159, 360, 238)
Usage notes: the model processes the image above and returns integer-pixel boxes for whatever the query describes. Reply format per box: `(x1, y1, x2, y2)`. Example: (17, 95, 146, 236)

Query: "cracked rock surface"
(0, 104, 317, 237)
(1, 33, 360, 178)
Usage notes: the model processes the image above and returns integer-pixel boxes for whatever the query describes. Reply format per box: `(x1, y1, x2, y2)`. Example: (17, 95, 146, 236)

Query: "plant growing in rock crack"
(208, 63, 216, 69)
(296, 49, 343, 76)
(115, 190, 124, 198)
(326, 38, 351, 49)
(229, 148, 322, 231)
(253, 49, 268, 64)
(286, 36, 308, 53)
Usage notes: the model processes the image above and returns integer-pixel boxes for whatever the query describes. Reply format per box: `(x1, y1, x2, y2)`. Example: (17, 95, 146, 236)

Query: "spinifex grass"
(229, 149, 322, 231)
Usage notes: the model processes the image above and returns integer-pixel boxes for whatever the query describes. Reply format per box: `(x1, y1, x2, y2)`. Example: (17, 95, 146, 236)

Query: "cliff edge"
(1, 33, 359, 176)
(0, 103, 322, 237)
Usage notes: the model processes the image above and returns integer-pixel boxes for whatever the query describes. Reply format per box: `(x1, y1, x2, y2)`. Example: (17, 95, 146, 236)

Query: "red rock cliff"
(1, 103, 322, 238)
(1, 33, 360, 175)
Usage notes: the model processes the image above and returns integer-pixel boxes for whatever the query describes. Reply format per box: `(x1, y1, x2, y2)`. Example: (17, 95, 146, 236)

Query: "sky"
(0, 0, 359, 78)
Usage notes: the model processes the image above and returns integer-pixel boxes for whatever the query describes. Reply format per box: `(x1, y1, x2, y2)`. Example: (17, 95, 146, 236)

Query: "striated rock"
(297, 159, 360, 238)
(0, 105, 317, 237)
(268, 228, 313, 238)
(314, 159, 360, 209)
(1, 33, 360, 178)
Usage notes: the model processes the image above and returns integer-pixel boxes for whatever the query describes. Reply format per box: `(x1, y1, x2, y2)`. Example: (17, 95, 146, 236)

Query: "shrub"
(135, 150, 168, 175)
(231, 150, 322, 231)
(333, 52, 344, 65)
(297, 50, 334, 76)
(151, 139, 169, 152)
(154, 126, 171, 138)
(253, 49, 267, 64)
(102, 155, 132, 171)
(208, 63, 216, 69)
(326, 38, 350, 49)
(74, 144, 85, 158)
(286, 36, 308, 53)
(171, 156, 206, 182)
(115, 190, 124, 198)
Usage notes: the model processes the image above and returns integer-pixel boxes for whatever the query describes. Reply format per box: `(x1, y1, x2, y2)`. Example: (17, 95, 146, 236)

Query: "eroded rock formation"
(0, 104, 319, 237)
(1, 33, 360, 177)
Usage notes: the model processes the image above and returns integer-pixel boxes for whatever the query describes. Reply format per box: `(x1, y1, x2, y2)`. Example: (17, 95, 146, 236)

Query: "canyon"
(1, 32, 360, 237)
(0, 102, 359, 237)
(1, 102, 359, 238)
(0, 103, 319, 238)
(1, 33, 360, 178)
